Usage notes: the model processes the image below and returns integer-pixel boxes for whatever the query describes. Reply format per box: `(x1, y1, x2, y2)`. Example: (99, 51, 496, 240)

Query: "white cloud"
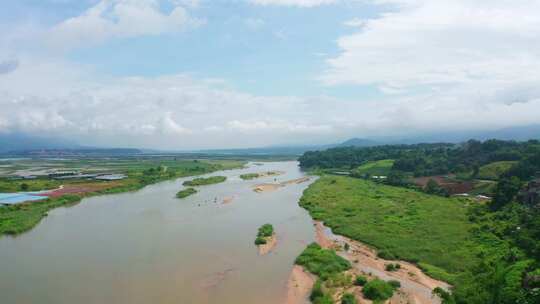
(46, 0, 203, 49)
(1, 56, 539, 149)
(323, 0, 540, 91)
(250, 0, 338, 7)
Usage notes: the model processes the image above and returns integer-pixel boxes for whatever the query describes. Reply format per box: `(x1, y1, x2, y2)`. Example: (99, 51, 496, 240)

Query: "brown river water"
(0, 161, 316, 304)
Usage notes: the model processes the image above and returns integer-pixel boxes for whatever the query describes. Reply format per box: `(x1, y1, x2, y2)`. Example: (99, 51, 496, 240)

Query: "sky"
(1, 0, 540, 149)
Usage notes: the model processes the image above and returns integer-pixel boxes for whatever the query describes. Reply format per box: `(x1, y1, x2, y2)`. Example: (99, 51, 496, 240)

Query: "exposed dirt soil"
(258, 233, 277, 255)
(313, 221, 449, 304)
(253, 177, 312, 193)
(285, 265, 316, 304)
(38, 181, 123, 197)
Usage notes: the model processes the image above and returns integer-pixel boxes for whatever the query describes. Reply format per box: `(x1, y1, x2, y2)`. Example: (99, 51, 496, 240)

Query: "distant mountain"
(0, 133, 79, 153)
(339, 138, 379, 147)
(338, 125, 540, 148)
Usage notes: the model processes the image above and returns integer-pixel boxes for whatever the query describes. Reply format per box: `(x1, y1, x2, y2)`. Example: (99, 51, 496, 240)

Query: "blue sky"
(1, 0, 540, 149)
(5, 0, 383, 97)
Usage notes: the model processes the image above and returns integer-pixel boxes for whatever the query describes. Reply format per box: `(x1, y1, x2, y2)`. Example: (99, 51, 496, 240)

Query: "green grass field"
(477, 161, 517, 180)
(299, 175, 480, 282)
(353, 159, 394, 176)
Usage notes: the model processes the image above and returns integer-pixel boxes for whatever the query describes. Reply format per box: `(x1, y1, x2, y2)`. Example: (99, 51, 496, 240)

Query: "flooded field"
(0, 161, 315, 304)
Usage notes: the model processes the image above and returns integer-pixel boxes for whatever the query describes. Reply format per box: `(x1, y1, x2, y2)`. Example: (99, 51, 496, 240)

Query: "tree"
(20, 183, 29, 191)
(491, 176, 522, 211)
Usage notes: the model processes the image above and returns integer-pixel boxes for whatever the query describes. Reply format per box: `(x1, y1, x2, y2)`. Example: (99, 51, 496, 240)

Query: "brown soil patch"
(40, 181, 124, 197)
(222, 196, 234, 205)
(285, 265, 316, 304)
(258, 233, 277, 255)
(253, 177, 312, 193)
(413, 175, 474, 195)
(313, 221, 449, 304)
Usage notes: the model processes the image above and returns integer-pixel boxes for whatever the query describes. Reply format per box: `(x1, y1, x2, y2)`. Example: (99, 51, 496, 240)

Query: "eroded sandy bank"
(253, 177, 312, 193)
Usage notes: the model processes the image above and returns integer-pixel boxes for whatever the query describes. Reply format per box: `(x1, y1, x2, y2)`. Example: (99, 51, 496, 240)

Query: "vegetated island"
(183, 176, 227, 186)
(254, 223, 276, 255)
(0, 160, 243, 235)
(176, 187, 197, 198)
(295, 138, 540, 304)
(239, 171, 284, 180)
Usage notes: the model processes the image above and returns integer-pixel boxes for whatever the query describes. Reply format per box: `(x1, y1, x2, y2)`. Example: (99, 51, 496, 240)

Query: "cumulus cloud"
(323, 0, 540, 91)
(1, 56, 539, 149)
(46, 0, 203, 49)
(250, 0, 338, 7)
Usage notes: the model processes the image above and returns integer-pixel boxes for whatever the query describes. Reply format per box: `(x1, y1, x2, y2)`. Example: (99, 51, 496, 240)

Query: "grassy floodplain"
(477, 161, 518, 180)
(182, 176, 227, 186)
(176, 187, 197, 198)
(353, 159, 395, 176)
(300, 176, 499, 282)
(0, 159, 243, 235)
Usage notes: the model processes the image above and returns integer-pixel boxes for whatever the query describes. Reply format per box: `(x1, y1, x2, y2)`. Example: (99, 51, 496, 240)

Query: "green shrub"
(254, 236, 267, 245)
(310, 279, 324, 301)
(240, 173, 260, 180)
(295, 243, 351, 280)
(341, 293, 357, 304)
(362, 279, 395, 301)
(385, 263, 400, 271)
(257, 223, 274, 238)
(389, 280, 401, 289)
(176, 187, 197, 198)
(432, 287, 455, 304)
(183, 176, 226, 186)
(354, 275, 367, 286)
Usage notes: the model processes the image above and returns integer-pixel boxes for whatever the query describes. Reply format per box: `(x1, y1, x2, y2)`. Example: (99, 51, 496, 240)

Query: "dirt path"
(314, 221, 449, 304)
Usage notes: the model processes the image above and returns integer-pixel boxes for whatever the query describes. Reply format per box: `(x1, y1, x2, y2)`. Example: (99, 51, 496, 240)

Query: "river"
(0, 161, 315, 304)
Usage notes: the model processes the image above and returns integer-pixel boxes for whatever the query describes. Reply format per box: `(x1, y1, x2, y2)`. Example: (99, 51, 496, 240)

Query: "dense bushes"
(295, 243, 351, 280)
(299, 139, 540, 179)
(176, 187, 197, 198)
(362, 279, 397, 301)
(254, 223, 274, 245)
(341, 293, 357, 304)
(183, 176, 226, 186)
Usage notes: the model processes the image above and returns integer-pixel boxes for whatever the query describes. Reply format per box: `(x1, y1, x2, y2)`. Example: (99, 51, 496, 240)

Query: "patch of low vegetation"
(477, 161, 518, 180)
(240, 173, 260, 180)
(0, 178, 63, 193)
(341, 293, 357, 304)
(295, 242, 351, 280)
(0, 195, 81, 235)
(176, 187, 197, 198)
(254, 223, 274, 245)
(352, 159, 394, 177)
(240, 171, 281, 180)
(354, 275, 367, 286)
(183, 176, 227, 186)
(385, 263, 401, 272)
(362, 279, 397, 302)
